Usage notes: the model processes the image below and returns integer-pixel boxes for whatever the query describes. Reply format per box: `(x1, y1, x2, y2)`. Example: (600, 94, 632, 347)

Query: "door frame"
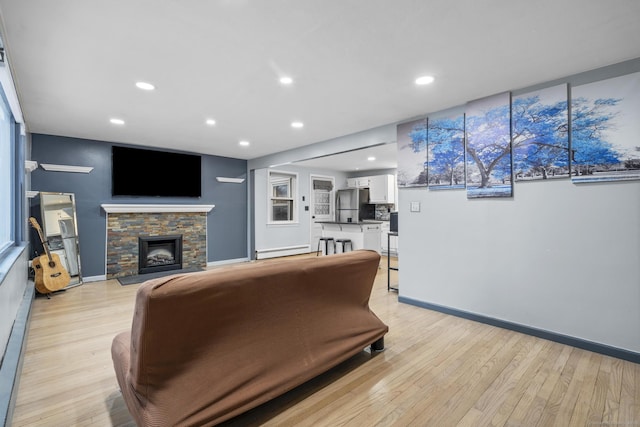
(309, 174, 335, 252)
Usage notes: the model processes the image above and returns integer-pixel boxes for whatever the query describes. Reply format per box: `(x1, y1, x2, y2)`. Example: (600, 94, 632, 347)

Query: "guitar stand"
(37, 288, 66, 300)
(35, 290, 52, 299)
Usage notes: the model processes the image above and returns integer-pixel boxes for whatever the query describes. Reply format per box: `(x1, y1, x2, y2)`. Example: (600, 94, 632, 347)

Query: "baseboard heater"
(255, 244, 310, 260)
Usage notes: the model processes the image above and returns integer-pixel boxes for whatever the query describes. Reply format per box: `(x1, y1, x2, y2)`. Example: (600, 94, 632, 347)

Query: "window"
(269, 171, 297, 223)
(312, 178, 333, 217)
(0, 88, 13, 256)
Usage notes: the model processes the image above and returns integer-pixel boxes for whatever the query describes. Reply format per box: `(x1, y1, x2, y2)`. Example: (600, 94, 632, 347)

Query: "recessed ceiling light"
(135, 81, 155, 90)
(239, 140, 250, 147)
(110, 118, 125, 125)
(205, 119, 216, 126)
(279, 76, 293, 85)
(368, 156, 376, 161)
(291, 121, 304, 128)
(415, 75, 435, 85)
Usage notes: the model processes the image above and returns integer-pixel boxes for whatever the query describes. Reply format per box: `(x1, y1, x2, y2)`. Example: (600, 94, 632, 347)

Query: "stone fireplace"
(102, 204, 214, 279)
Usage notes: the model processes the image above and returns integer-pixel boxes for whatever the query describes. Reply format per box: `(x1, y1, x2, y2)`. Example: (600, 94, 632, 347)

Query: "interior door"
(309, 175, 335, 252)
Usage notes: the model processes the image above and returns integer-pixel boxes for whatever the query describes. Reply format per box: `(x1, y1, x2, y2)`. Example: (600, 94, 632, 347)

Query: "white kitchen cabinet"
(380, 222, 390, 253)
(346, 177, 371, 188)
(368, 174, 395, 204)
(362, 223, 381, 252)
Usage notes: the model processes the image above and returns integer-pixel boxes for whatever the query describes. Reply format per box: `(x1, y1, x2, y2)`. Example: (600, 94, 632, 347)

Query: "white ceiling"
(1, 1, 640, 171)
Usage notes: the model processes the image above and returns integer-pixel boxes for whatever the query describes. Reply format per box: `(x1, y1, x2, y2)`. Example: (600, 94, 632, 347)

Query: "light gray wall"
(253, 165, 348, 255)
(399, 179, 640, 352)
(398, 59, 640, 354)
(0, 38, 30, 423)
(0, 246, 28, 359)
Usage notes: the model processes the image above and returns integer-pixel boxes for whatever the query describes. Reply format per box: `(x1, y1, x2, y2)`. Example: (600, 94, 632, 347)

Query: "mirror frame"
(38, 191, 83, 287)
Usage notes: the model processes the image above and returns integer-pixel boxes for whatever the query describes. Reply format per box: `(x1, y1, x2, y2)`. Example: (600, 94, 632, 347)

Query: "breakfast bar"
(317, 221, 382, 254)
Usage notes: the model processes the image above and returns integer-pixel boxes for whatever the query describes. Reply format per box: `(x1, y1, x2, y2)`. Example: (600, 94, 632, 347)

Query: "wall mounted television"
(112, 146, 202, 197)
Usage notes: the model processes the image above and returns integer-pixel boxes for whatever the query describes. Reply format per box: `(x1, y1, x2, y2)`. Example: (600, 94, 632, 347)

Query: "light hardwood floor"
(11, 255, 640, 426)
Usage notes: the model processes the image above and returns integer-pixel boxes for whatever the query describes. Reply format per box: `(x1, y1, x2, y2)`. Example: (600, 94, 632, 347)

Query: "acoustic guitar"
(29, 217, 70, 294)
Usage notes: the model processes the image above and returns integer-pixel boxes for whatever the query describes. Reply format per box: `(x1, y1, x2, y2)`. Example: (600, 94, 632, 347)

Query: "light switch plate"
(410, 201, 421, 212)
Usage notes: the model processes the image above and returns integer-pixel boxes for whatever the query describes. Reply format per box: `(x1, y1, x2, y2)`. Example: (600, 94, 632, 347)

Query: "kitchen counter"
(318, 221, 382, 253)
(316, 220, 383, 225)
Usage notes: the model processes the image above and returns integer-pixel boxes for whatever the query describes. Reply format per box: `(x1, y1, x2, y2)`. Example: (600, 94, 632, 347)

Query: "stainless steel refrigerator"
(335, 188, 374, 222)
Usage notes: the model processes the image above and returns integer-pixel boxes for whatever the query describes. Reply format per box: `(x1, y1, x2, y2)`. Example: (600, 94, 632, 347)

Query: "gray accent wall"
(30, 134, 248, 278)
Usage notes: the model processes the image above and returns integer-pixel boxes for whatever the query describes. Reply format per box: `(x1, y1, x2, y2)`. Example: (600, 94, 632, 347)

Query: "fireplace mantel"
(101, 204, 215, 213)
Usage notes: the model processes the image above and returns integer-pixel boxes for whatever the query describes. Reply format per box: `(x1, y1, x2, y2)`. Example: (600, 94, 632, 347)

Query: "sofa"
(111, 250, 388, 426)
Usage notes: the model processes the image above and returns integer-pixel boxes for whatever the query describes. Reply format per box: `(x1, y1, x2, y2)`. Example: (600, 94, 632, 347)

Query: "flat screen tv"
(112, 146, 202, 197)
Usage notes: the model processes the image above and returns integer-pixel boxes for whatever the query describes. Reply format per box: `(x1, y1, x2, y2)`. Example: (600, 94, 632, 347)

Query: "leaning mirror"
(38, 192, 82, 287)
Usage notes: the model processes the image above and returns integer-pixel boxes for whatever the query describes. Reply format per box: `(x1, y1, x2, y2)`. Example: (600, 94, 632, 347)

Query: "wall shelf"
(40, 163, 94, 173)
(25, 160, 38, 172)
(216, 177, 245, 183)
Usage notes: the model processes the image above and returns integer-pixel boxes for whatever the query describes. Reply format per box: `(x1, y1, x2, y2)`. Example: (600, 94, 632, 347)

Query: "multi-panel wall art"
(571, 72, 640, 183)
(397, 118, 428, 187)
(395, 70, 640, 197)
(512, 84, 569, 180)
(465, 92, 512, 198)
(427, 108, 465, 190)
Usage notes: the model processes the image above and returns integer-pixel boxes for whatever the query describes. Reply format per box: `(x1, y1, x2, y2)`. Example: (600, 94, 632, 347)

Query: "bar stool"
(317, 237, 335, 256)
(335, 239, 352, 254)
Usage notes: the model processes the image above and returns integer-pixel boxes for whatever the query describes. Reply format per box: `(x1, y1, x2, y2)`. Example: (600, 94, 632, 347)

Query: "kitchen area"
(315, 174, 398, 256)
(254, 140, 399, 263)
(253, 140, 400, 289)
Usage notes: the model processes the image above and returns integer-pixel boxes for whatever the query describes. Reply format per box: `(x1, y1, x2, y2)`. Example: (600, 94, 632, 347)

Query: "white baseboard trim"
(83, 275, 106, 283)
(206, 257, 250, 267)
(255, 245, 311, 260)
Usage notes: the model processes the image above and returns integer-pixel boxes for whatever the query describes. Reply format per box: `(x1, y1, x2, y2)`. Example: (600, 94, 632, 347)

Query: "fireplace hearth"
(139, 235, 183, 275)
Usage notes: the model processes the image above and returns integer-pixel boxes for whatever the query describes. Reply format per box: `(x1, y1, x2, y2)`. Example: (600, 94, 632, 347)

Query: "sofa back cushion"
(126, 249, 387, 424)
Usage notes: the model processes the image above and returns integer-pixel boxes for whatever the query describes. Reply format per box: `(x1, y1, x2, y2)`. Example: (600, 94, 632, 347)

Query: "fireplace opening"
(139, 235, 183, 275)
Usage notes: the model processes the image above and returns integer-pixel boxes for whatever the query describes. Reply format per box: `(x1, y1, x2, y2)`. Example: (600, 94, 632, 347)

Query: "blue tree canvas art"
(512, 84, 569, 181)
(571, 72, 640, 183)
(427, 108, 465, 190)
(397, 118, 428, 187)
(465, 92, 512, 198)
